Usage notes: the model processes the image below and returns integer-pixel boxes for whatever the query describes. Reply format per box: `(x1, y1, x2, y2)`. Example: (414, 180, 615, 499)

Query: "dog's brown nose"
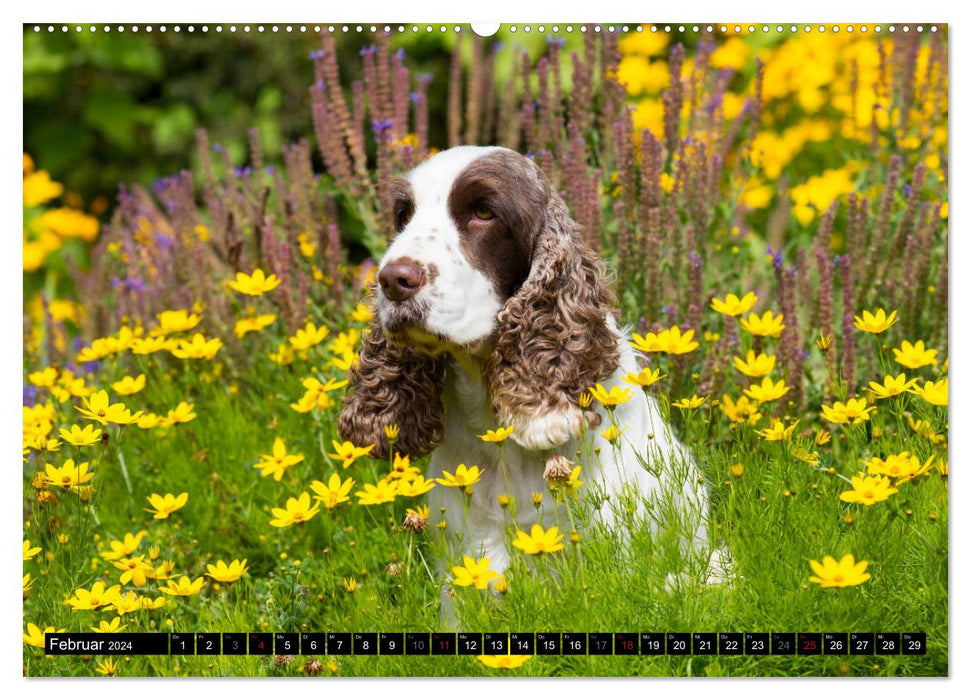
(378, 259, 425, 302)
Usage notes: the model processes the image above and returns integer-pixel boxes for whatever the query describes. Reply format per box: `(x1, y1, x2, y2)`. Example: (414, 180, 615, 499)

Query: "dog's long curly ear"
(487, 186, 620, 451)
(338, 311, 446, 460)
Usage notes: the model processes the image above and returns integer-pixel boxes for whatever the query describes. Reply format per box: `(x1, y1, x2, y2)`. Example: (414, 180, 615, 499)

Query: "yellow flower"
(743, 377, 790, 403)
(732, 351, 776, 378)
(145, 492, 189, 519)
(44, 459, 94, 489)
(815, 429, 831, 445)
(840, 474, 899, 505)
(289, 321, 330, 351)
(531, 492, 543, 507)
(719, 394, 763, 424)
(435, 464, 482, 488)
(329, 329, 361, 356)
(816, 333, 834, 351)
(383, 452, 421, 482)
(206, 559, 249, 583)
(254, 437, 305, 481)
(269, 492, 320, 527)
(137, 413, 161, 429)
(512, 524, 565, 554)
(729, 463, 745, 478)
(158, 575, 206, 596)
(310, 473, 356, 509)
(76, 390, 143, 425)
(601, 424, 628, 443)
(866, 452, 935, 485)
(24, 623, 65, 648)
(892, 340, 938, 369)
(23, 169, 63, 206)
(131, 336, 169, 355)
(342, 578, 357, 593)
(476, 654, 532, 669)
(629, 326, 699, 354)
(290, 377, 348, 413)
(588, 383, 633, 407)
(672, 395, 708, 410)
(790, 446, 819, 465)
(578, 392, 594, 408)
(350, 303, 374, 323)
(854, 308, 898, 334)
(227, 268, 282, 296)
(868, 373, 918, 400)
(170, 333, 223, 360)
(710, 291, 758, 317)
(740, 311, 785, 338)
(59, 423, 103, 446)
(28, 367, 58, 387)
(91, 617, 127, 634)
(478, 426, 515, 442)
(820, 398, 876, 425)
(100, 531, 147, 560)
(23, 540, 42, 561)
(234, 314, 277, 338)
(912, 379, 947, 406)
(64, 581, 122, 610)
(95, 659, 119, 676)
(160, 401, 196, 427)
(113, 555, 155, 586)
(808, 554, 871, 588)
(327, 439, 375, 468)
(354, 481, 399, 505)
(396, 475, 437, 498)
(622, 367, 666, 387)
(757, 419, 798, 441)
(384, 423, 400, 440)
(451, 556, 499, 590)
(154, 309, 201, 335)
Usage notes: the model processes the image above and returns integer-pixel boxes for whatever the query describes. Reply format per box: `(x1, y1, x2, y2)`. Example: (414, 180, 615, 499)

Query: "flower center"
(833, 575, 844, 583)
(863, 491, 874, 499)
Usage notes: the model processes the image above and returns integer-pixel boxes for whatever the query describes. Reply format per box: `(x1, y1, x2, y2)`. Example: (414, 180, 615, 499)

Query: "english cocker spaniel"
(339, 146, 721, 581)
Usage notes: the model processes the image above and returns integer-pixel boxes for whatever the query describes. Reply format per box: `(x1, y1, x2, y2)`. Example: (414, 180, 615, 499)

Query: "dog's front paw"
(509, 407, 585, 451)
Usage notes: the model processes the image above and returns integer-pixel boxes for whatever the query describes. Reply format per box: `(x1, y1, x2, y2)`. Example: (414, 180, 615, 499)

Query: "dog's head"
(339, 146, 619, 457)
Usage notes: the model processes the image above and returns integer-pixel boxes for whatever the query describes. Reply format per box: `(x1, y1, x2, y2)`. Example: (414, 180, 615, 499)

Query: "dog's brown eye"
(394, 204, 414, 232)
(473, 205, 495, 221)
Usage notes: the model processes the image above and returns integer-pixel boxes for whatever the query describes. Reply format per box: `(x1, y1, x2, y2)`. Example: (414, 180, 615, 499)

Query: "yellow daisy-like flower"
(853, 308, 898, 334)
(289, 376, 349, 413)
(732, 351, 776, 378)
(130, 336, 169, 355)
(158, 575, 206, 597)
(395, 475, 437, 498)
(75, 390, 143, 426)
(327, 439, 375, 468)
(435, 463, 482, 488)
(350, 303, 374, 323)
(622, 367, 666, 387)
(867, 373, 918, 400)
(234, 313, 277, 338)
(815, 429, 831, 445)
(820, 398, 876, 425)
(865, 452, 935, 485)
(24, 623, 65, 648)
(478, 426, 515, 442)
(206, 559, 249, 583)
(269, 492, 320, 527)
(44, 459, 94, 489)
(739, 311, 785, 338)
(170, 333, 223, 360)
(451, 556, 499, 590)
(342, 578, 358, 593)
(719, 394, 763, 425)
(512, 524, 565, 554)
(113, 555, 155, 587)
(23, 540, 42, 561)
(289, 321, 330, 351)
(28, 367, 59, 387)
(892, 340, 938, 369)
(729, 463, 745, 478)
(477, 654, 532, 669)
(58, 423, 103, 446)
(136, 413, 161, 430)
(145, 492, 189, 519)
(95, 659, 119, 676)
(99, 531, 147, 560)
(310, 473, 356, 509)
(588, 383, 633, 407)
(160, 401, 196, 427)
(253, 437, 305, 481)
(227, 268, 282, 296)
(710, 291, 758, 317)
(384, 423, 400, 440)
(354, 480, 399, 505)
(912, 379, 947, 407)
(600, 424, 628, 443)
(743, 377, 790, 403)
(839, 474, 899, 505)
(756, 419, 798, 442)
(154, 309, 201, 335)
(672, 394, 708, 410)
(64, 581, 122, 610)
(629, 326, 700, 354)
(808, 554, 870, 588)
(91, 617, 127, 634)
(383, 452, 421, 482)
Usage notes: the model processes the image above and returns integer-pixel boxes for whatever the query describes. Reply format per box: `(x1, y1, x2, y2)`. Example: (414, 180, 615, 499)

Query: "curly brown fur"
(338, 315, 446, 460)
(486, 187, 620, 438)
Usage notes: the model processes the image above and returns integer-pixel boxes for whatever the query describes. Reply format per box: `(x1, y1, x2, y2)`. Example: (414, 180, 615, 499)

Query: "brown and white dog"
(339, 146, 722, 581)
